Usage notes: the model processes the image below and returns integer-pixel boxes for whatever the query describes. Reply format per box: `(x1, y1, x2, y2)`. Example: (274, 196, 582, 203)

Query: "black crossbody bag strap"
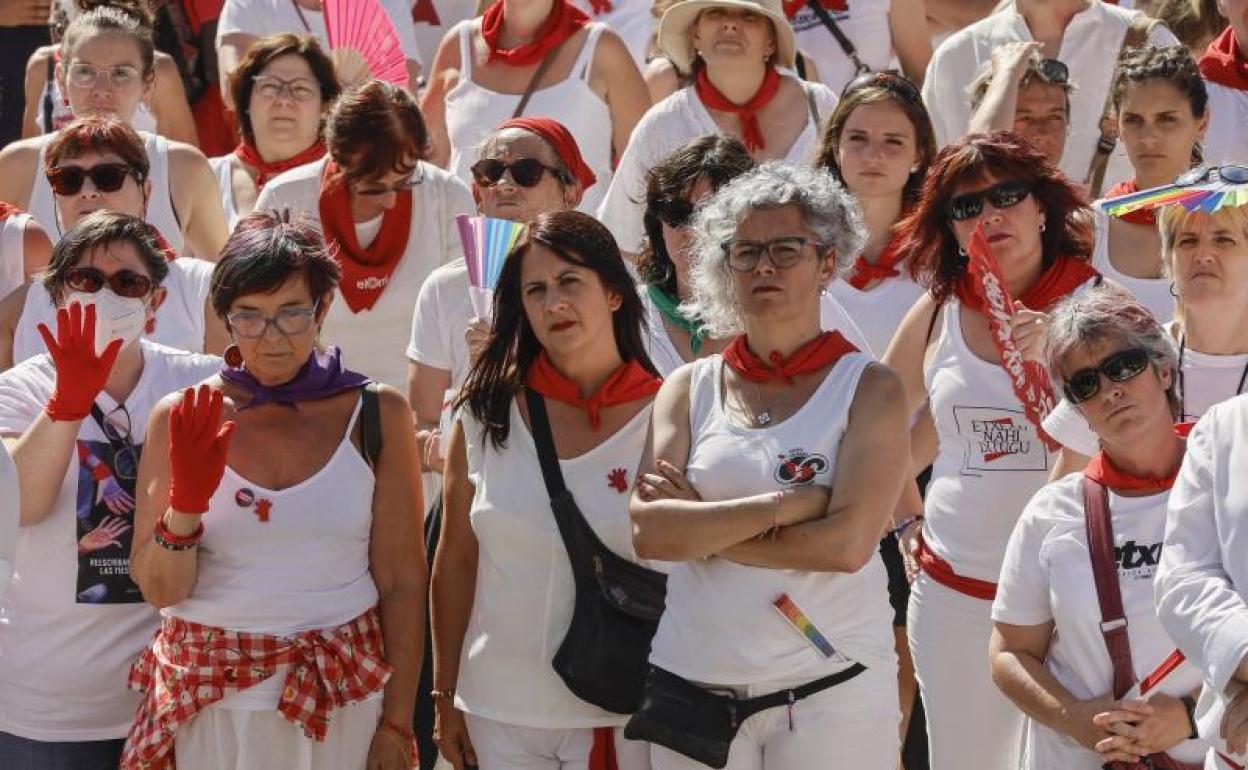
(525, 389, 594, 582)
(803, 0, 870, 75)
(359, 383, 383, 471)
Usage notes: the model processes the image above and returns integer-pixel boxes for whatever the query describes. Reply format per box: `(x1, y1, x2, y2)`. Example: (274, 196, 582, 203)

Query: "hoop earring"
(224, 344, 243, 368)
(1169, 282, 1178, 298)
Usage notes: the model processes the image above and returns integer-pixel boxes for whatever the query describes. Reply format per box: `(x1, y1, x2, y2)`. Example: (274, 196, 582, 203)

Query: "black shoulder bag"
(525, 389, 667, 714)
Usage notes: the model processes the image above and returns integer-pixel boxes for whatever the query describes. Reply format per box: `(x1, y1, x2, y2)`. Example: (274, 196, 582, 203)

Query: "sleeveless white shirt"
(1089, 207, 1173, 325)
(208, 155, 241, 232)
(827, 274, 925, 358)
(0, 211, 31, 298)
(649, 352, 896, 684)
(444, 21, 613, 215)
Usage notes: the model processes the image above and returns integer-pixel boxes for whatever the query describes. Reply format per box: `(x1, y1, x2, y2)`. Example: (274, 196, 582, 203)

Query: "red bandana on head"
(481, 0, 590, 67)
(526, 351, 662, 429)
(317, 160, 413, 314)
(495, 116, 596, 190)
(847, 231, 907, 290)
(233, 139, 326, 190)
(1104, 180, 1156, 227)
(1083, 425, 1188, 493)
(694, 67, 782, 152)
(722, 331, 858, 385)
(1199, 27, 1248, 90)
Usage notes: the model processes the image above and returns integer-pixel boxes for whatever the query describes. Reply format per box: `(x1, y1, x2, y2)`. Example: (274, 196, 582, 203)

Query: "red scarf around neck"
(526, 351, 662, 429)
(694, 66, 782, 153)
(847, 230, 907, 290)
(723, 331, 858, 385)
(481, 0, 590, 67)
(1199, 27, 1248, 90)
(234, 139, 326, 190)
(955, 252, 1098, 313)
(317, 160, 413, 314)
(0, 202, 15, 221)
(1084, 428, 1186, 492)
(1105, 180, 1157, 227)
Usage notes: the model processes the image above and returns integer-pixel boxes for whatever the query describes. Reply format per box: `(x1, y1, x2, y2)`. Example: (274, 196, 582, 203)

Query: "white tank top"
(1089, 207, 1173, 325)
(922, 300, 1060, 583)
(208, 155, 241, 232)
(649, 352, 896, 684)
(827, 274, 925, 359)
(444, 20, 613, 215)
(26, 131, 183, 254)
(641, 289, 688, 377)
(0, 211, 31, 298)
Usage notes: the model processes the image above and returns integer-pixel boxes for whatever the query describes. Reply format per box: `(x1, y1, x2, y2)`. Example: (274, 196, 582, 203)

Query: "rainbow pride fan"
(455, 214, 527, 319)
(324, 0, 409, 89)
(1101, 166, 1248, 218)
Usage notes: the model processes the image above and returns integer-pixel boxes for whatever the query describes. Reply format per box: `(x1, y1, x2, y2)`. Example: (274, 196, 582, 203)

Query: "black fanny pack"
(624, 662, 867, 769)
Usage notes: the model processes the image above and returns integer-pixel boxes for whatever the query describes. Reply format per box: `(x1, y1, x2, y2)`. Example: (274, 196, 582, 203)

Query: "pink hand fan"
(324, 0, 409, 89)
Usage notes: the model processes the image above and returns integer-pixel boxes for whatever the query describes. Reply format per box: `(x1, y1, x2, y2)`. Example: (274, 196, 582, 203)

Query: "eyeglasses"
(47, 163, 143, 196)
(1027, 58, 1069, 85)
(470, 157, 569, 189)
(654, 197, 695, 229)
(353, 166, 424, 197)
(64, 266, 153, 298)
(1174, 164, 1248, 187)
(98, 404, 139, 482)
(66, 62, 142, 90)
(947, 180, 1032, 222)
(252, 75, 320, 103)
(1063, 348, 1151, 404)
(226, 302, 319, 339)
(841, 70, 922, 104)
(722, 236, 821, 272)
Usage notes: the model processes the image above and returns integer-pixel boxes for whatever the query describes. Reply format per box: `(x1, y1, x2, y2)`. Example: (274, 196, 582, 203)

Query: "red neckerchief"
(1105, 180, 1157, 227)
(411, 0, 441, 24)
(955, 251, 1098, 313)
(1084, 427, 1187, 492)
(0, 202, 15, 221)
(694, 66, 782, 152)
(317, 160, 413, 313)
(526, 351, 661, 429)
(233, 139, 325, 190)
(722, 331, 858, 385)
(1199, 27, 1248, 90)
(783, 0, 847, 17)
(481, 0, 590, 67)
(847, 230, 907, 290)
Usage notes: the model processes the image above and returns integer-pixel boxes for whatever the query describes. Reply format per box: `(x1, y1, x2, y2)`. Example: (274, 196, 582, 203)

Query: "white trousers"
(174, 698, 383, 770)
(648, 666, 900, 770)
(464, 716, 650, 770)
(908, 573, 1024, 770)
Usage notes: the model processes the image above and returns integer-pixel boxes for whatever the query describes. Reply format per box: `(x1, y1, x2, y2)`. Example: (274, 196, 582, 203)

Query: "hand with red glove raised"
(168, 385, 236, 515)
(37, 302, 123, 422)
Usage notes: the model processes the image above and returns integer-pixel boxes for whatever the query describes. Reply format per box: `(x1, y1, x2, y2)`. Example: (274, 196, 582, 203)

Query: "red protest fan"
(324, 0, 409, 89)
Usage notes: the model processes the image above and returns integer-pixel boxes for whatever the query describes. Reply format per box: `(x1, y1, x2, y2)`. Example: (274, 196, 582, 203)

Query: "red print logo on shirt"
(774, 449, 828, 485)
(952, 406, 1049, 475)
(606, 468, 629, 493)
(255, 499, 273, 523)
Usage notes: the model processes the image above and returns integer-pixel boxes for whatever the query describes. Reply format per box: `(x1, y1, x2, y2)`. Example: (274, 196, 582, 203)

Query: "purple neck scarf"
(220, 346, 370, 410)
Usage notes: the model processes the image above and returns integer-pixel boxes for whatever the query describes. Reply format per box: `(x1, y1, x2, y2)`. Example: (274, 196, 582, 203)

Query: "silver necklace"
(752, 382, 772, 426)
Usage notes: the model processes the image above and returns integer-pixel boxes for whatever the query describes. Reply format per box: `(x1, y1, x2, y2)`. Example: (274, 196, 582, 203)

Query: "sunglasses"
(470, 157, 569, 189)
(1025, 58, 1069, 85)
(64, 266, 153, 298)
(1063, 348, 1151, 404)
(47, 163, 143, 196)
(947, 180, 1032, 222)
(1174, 164, 1248, 187)
(841, 71, 922, 104)
(654, 197, 695, 229)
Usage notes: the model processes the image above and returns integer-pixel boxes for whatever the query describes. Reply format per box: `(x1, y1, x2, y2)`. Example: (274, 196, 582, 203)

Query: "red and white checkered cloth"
(121, 607, 392, 770)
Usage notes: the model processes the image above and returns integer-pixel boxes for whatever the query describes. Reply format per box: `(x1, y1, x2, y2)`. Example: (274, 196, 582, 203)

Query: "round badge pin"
(235, 488, 255, 507)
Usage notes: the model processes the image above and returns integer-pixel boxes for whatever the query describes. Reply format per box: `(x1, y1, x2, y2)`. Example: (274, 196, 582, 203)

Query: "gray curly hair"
(680, 162, 867, 338)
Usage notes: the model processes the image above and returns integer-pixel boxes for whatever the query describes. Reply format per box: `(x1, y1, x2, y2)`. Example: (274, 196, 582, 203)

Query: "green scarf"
(647, 284, 706, 354)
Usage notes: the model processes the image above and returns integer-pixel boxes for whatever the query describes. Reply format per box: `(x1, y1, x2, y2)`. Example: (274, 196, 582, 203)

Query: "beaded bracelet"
(153, 516, 204, 551)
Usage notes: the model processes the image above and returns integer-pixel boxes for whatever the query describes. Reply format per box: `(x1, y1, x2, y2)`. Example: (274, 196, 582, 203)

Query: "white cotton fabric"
(0, 212, 31, 299)
(570, 0, 655, 68)
(0, 443, 17, 602)
(1088, 205, 1175, 325)
(1202, 82, 1248, 167)
(790, 0, 894, 94)
(826, 274, 925, 358)
(406, 257, 475, 389)
(465, 716, 652, 770)
(216, 0, 423, 67)
(208, 155, 241, 232)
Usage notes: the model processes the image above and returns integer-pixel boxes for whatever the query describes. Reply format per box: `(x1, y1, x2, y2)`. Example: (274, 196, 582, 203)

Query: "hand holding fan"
(324, 0, 409, 89)
(455, 214, 527, 321)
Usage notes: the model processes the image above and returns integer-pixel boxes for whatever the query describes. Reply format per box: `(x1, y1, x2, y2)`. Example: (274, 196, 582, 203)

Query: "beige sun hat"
(657, 0, 798, 74)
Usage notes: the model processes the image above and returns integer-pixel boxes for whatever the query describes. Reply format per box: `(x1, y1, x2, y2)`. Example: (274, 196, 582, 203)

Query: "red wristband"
(154, 515, 204, 548)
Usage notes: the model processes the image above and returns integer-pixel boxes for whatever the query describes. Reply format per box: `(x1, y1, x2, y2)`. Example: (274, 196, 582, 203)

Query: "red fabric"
(590, 727, 619, 770)
(317, 160, 413, 313)
(481, 0, 590, 67)
(37, 303, 122, 422)
(526, 351, 661, 429)
(917, 534, 996, 600)
(184, 0, 225, 33)
(953, 247, 1099, 315)
(152, 230, 178, 262)
(496, 117, 596, 189)
(411, 0, 441, 24)
(722, 331, 858, 385)
(846, 231, 907, 290)
(588, 0, 613, 13)
(233, 139, 326, 190)
(783, 0, 847, 17)
(121, 608, 399, 770)
(192, 87, 239, 159)
(0, 202, 16, 220)
(1084, 452, 1179, 493)
(1200, 27, 1248, 91)
(168, 386, 236, 515)
(1105, 180, 1157, 226)
(694, 67, 782, 152)
(1219, 753, 1245, 770)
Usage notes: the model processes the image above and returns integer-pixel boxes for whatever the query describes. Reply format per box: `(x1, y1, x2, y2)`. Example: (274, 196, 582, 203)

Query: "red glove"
(168, 385, 236, 515)
(37, 302, 123, 422)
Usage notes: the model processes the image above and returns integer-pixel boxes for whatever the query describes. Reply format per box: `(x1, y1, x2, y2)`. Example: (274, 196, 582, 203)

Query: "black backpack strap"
(359, 383, 383, 471)
(803, 0, 870, 75)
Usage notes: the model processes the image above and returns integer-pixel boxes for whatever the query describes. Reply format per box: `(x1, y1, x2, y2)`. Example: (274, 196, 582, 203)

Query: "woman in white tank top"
(432, 211, 662, 770)
(0, 205, 51, 300)
(629, 163, 907, 769)
(420, 0, 650, 215)
(882, 132, 1101, 770)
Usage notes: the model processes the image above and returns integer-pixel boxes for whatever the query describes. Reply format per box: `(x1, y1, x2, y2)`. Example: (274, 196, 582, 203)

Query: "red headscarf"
(481, 0, 590, 67)
(1199, 27, 1248, 90)
(495, 116, 597, 190)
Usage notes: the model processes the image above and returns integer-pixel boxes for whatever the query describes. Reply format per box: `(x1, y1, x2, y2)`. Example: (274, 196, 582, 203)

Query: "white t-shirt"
(1203, 82, 1248, 167)
(597, 80, 838, 254)
(1089, 206, 1174, 325)
(922, 1, 1177, 192)
(256, 157, 476, 389)
(0, 211, 31, 300)
(0, 340, 220, 741)
(826, 274, 924, 358)
(216, 0, 423, 68)
(412, 0, 476, 79)
(790, 0, 895, 94)
(455, 399, 654, 728)
(993, 474, 1206, 768)
(406, 257, 474, 389)
(0, 443, 16, 602)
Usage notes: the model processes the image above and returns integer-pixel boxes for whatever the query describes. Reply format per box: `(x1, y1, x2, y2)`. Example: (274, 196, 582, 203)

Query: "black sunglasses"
(947, 180, 1032, 222)
(1063, 348, 1152, 404)
(64, 266, 153, 298)
(1174, 164, 1248, 187)
(1029, 58, 1069, 84)
(470, 157, 569, 189)
(841, 70, 922, 104)
(654, 197, 695, 229)
(46, 163, 144, 196)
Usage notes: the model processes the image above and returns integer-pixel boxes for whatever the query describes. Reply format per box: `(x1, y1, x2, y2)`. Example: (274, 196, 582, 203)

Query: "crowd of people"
(1, 0, 1248, 769)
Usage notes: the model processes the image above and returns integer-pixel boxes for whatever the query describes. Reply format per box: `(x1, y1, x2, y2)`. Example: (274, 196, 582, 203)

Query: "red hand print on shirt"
(606, 468, 628, 493)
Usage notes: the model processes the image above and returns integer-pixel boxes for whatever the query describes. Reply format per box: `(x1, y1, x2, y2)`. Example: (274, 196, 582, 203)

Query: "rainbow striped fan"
(455, 214, 527, 319)
(1101, 166, 1248, 218)
(324, 0, 409, 89)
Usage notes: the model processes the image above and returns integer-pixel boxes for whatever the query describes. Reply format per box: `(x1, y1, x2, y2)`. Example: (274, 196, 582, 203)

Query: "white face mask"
(64, 289, 148, 356)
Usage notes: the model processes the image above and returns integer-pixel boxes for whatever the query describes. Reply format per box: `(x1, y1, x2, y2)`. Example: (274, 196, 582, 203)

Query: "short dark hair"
(1112, 44, 1208, 118)
(325, 80, 429, 184)
(209, 211, 340, 318)
(43, 210, 169, 300)
(229, 33, 340, 146)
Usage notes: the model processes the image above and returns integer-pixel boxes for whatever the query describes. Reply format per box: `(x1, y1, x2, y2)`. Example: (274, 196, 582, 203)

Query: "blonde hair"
(1157, 203, 1248, 330)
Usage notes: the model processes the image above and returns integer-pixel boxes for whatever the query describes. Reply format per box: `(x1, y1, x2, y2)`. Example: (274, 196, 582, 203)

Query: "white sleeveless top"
(208, 155, 241, 231)
(444, 20, 613, 215)
(455, 399, 654, 728)
(649, 352, 896, 684)
(1089, 207, 1173, 325)
(827, 273, 925, 358)
(0, 211, 31, 298)
(922, 299, 1062, 584)
(26, 131, 183, 255)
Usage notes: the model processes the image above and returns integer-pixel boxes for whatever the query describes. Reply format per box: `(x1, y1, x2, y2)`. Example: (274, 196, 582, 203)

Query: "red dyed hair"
(325, 80, 429, 184)
(45, 116, 149, 179)
(897, 130, 1093, 303)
